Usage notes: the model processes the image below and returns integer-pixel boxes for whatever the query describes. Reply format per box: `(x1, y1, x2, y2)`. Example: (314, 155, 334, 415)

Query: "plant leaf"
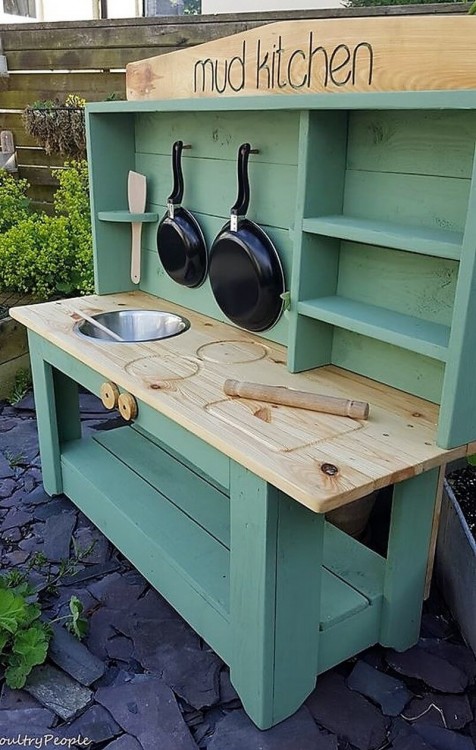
(0, 589, 28, 634)
(11, 623, 50, 672)
(66, 596, 87, 639)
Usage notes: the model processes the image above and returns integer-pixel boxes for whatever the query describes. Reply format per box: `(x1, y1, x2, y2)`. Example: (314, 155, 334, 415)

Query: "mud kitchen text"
(193, 34, 374, 94)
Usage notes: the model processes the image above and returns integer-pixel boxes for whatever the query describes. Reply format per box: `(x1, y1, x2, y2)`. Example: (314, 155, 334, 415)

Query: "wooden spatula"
(128, 171, 147, 284)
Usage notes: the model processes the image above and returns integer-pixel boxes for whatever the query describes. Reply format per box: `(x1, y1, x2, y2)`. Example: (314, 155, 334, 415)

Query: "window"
(3, 0, 36, 17)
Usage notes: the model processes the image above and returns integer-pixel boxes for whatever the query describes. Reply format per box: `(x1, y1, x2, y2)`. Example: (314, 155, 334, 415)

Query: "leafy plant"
(0, 160, 93, 299)
(0, 171, 31, 233)
(8, 367, 32, 405)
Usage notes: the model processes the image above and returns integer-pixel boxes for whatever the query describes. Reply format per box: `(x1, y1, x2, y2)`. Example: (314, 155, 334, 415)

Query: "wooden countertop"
(11, 291, 466, 513)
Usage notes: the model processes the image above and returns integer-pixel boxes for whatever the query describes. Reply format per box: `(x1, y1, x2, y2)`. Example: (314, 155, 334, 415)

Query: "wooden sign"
(126, 16, 476, 101)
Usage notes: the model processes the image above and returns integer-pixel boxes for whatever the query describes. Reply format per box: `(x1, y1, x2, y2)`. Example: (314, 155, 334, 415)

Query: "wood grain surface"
(10, 292, 467, 513)
(126, 17, 476, 101)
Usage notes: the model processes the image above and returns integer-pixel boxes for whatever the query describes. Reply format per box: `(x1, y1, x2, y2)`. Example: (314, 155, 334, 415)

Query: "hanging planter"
(22, 96, 86, 158)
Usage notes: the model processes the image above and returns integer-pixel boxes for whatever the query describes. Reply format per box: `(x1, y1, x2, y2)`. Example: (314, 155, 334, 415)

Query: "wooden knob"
(118, 392, 138, 421)
(100, 382, 119, 410)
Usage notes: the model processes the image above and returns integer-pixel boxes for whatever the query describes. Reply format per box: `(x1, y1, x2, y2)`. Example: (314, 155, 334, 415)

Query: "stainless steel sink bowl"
(74, 309, 190, 343)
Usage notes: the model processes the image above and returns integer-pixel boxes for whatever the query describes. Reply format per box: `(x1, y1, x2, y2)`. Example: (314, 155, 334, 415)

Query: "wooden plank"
(337, 244, 457, 328)
(93, 425, 230, 547)
(298, 296, 450, 361)
(302, 216, 463, 261)
(332, 330, 445, 404)
(5, 47, 179, 72)
(229, 463, 324, 729)
(318, 604, 381, 674)
(17, 166, 59, 187)
(0, 317, 28, 362)
(61, 437, 231, 659)
(344, 170, 471, 235)
(135, 109, 299, 165)
(11, 293, 465, 514)
(320, 568, 368, 630)
(0, 113, 38, 148)
(380, 468, 439, 650)
(0, 353, 30, 401)
(424, 464, 445, 599)
(323, 522, 385, 603)
(16, 148, 65, 167)
(126, 16, 476, 101)
(347, 109, 476, 180)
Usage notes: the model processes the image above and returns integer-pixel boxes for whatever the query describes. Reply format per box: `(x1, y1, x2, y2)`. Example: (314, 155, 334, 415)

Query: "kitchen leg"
(379, 468, 439, 651)
(229, 462, 325, 730)
(28, 331, 81, 496)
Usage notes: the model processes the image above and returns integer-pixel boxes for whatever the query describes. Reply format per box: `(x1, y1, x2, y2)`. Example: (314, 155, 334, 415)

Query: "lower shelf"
(59, 426, 385, 672)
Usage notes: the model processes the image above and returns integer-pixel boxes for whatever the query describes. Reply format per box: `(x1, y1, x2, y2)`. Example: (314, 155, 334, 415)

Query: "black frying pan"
(157, 140, 207, 288)
(209, 143, 285, 332)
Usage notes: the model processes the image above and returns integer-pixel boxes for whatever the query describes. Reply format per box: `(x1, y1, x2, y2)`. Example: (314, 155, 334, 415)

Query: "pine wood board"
(10, 291, 466, 514)
(126, 17, 476, 102)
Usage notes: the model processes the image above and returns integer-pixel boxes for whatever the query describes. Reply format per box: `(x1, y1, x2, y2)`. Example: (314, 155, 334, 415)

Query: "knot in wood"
(321, 462, 339, 476)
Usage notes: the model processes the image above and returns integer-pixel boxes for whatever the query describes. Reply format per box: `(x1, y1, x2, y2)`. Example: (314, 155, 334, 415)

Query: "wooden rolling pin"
(223, 379, 370, 420)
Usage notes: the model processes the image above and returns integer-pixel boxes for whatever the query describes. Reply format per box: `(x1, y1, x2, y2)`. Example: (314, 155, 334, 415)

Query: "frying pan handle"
(167, 140, 185, 212)
(231, 143, 251, 227)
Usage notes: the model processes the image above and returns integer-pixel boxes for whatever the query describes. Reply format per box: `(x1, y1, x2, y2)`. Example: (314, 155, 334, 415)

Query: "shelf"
(98, 210, 158, 223)
(297, 296, 450, 361)
(302, 215, 463, 261)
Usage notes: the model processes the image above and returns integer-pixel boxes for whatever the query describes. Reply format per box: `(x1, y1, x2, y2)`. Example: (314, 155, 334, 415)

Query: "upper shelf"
(98, 211, 158, 223)
(302, 216, 463, 261)
(297, 296, 451, 362)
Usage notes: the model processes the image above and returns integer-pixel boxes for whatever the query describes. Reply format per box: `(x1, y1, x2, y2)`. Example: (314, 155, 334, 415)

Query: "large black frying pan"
(156, 140, 207, 288)
(209, 143, 285, 333)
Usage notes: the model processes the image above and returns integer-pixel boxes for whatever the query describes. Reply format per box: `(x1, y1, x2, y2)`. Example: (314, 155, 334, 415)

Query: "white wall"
(203, 0, 344, 12)
(39, 0, 140, 21)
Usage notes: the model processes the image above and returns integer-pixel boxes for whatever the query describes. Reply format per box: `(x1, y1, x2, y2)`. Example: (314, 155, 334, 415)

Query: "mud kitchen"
(11, 14, 476, 731)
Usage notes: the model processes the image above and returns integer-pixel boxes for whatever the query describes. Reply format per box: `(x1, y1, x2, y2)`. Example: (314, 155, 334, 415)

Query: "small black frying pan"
(156, 140, 207, 288)
(209, 143, 285, 333)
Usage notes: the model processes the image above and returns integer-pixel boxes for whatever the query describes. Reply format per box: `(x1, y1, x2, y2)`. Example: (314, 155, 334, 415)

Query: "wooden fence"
(0, 3, 467, 210)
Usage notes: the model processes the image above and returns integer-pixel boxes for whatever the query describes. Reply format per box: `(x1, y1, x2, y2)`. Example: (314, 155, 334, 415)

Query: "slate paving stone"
(57, 704, 122, 743)
(403, 692, 473, 730)
(391, 733, 435, 750)
(43, 510, 77, 561)
(386, 646, 468, 693)
(74, 526, 111, 564)
(87, 607, 123, 660)
(24, 664, 93, 721)
(61, 560, 120, 586)
(3, 527, 22, 542)
(413, 723, 475, 750)
(18, 535, 43, 553)
(347, 660, 413, 716)
(0, 452, 14, 478)
(418, 638, 476, 684)
(25, 484, 51, 506)
(420, 613, 453, 640)
(0, 707, 55, 730)
(306, 672, 388, 750)
(96, 675, 198, 750)
(0, 477, 17, 497)
(0, 507, 31, 530)
(218, 669, 240, 706)
(0, 686, 42, 709)
(33, 496, 75, 521)
(48, 624, 105, 686)
(53, 586, 98, 620)
(88, 571, 148, 609)
(207, 707, 337, 750)
(104, 735, 143, 750)
(0, 418, 39, 464)
(14, 392, 36, 412)
(0, 495, 22, 509)
(106, 635, 134, 662)
(2, 549, 30, 565)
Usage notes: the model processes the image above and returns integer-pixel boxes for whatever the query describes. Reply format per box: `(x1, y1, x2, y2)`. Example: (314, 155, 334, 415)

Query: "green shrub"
(0, 172, 31, 233)
(0, 160, 93, 299)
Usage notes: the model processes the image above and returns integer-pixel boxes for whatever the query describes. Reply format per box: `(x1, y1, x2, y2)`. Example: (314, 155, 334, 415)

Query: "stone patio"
(0, 392, 475, 749)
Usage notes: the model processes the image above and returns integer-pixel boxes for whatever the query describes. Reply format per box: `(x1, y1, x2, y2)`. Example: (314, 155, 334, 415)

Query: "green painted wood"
(347, 110, 476, 180)
(288, 110, 347, 373)
(320, 569, 369, 631)
(298, 296, 450, 361)
(135, 153, 297, 232)
(344, 170, 471, 234)
(323, 522, 385, 603)
(135, 110, 300, 165)
(97, 211, 158, 223)
(29, 332, 231, 491)
(380, 468, 439, 650)
(302, 215, 462, 261)
(94, 426, 230, 547)
(86, 90, 476, 116)
(438, 150, 476, 449)
(61, 437, 231, 639)
(337, 243, 457, 328)
(332, 330, 445, 404)
(318, 604, 382, 674)
(229, 463, 324, 729)
(28, 332, 81, 495)
(87, 112, 137, 295)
